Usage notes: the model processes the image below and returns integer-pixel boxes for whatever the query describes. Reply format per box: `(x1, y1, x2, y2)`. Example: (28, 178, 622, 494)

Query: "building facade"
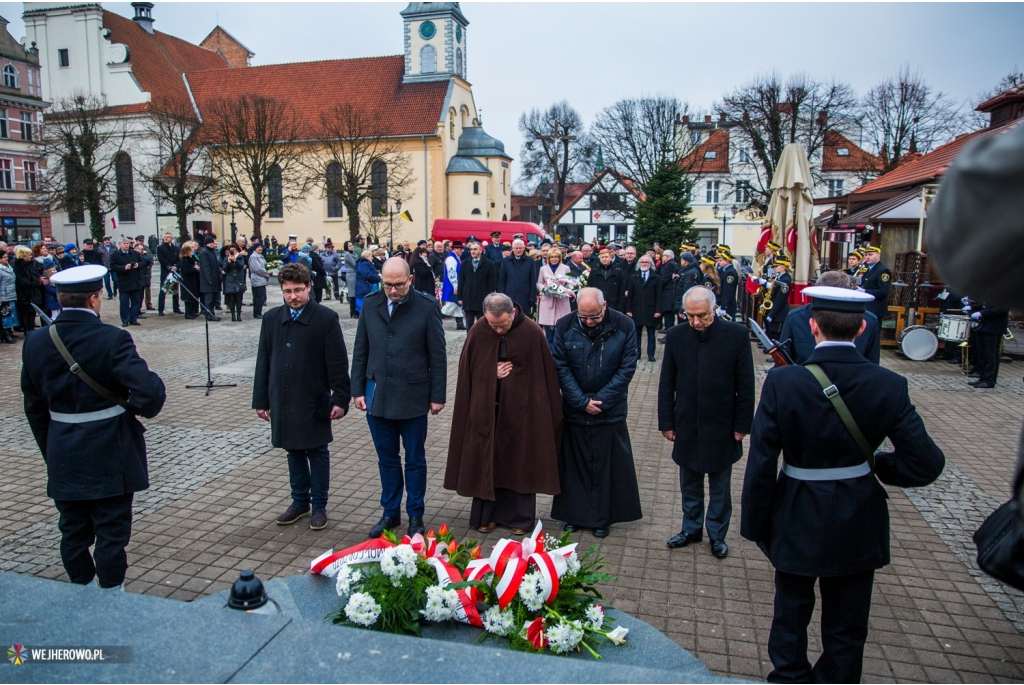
(550, 168, 643, 245)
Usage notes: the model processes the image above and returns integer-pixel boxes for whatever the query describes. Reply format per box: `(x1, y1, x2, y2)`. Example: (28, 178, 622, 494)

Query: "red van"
(430, 219, 552, 247)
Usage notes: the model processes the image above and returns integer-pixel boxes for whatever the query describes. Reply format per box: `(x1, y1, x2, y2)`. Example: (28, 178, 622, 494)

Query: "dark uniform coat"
(458, 257, 498, 312)
(780, 305, 881, 365)
(625, 270, 661, 327)
(658, 318, 755, 473)
(252, 298, 352, 451)
(766, 272, 792, 325)
(719, 264, 739, 317)
(21, 311, 166, 500)
(350, 289, 447, 420)
(741, 345, 944, 576)
(860, 261, 892, 322)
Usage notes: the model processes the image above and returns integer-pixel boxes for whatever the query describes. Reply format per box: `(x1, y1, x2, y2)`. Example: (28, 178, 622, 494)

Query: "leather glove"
(971, 312, 982, 321)
(962, 306, 972, 313)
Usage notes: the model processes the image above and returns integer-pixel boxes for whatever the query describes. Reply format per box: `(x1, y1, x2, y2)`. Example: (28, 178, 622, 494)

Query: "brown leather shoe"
(510, 527, 527, 536)
(478, 522, 497, 533)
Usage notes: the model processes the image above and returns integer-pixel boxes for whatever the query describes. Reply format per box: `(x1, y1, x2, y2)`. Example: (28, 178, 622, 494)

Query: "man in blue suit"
(779, 270, 880, 365)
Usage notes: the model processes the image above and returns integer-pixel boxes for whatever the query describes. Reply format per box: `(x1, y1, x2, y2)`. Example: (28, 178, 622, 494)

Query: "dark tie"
(643, 273, 648, 283)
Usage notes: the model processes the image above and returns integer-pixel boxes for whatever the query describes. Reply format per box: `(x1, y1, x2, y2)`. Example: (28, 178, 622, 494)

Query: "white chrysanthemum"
(518, 572, 546, 612)
(544, 534, 561, 551)
(420, 585, 458, 622)
(380, 545, 418, 583)
(565, 551, 581, 576)
(344, 592, 381, 627)
(584, 603, 604, 631)
(546, 619, 585, 654)
(395, 544, 419, 566)
(481, 605, 516, 636)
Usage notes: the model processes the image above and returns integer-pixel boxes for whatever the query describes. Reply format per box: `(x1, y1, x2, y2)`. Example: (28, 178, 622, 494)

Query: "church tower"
(401, 3, 469, 83)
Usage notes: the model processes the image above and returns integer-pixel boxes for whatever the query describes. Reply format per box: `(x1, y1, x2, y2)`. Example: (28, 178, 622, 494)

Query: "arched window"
(370, 160, 387, 215)
(449, 108, 456, 140)
(420, 45, 436, 74)
(114, 152, 135, 222)
(473, 181, 479, 195)
(268, 164, 283, 218)
(2, 65, 17, 89)
(471, 208, 481, 215)
(455, 49, 463, 78)
(461, 106, 469, 128)
(326, 161, 343, 218)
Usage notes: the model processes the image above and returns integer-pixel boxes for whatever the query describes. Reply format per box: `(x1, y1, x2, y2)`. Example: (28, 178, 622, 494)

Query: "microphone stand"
(170, 272, 237, 396)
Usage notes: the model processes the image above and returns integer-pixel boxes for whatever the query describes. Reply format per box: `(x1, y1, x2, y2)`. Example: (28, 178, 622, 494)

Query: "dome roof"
(446, 156, 492, 174)
(456, 126, 511, 159)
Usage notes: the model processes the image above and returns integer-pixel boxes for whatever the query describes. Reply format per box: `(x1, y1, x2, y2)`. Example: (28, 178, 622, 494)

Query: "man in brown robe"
(444, 292, 562, 535)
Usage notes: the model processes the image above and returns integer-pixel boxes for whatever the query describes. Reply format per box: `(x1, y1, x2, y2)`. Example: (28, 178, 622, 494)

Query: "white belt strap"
(782, 462, 872, 481)
(50, 405, 126, 424)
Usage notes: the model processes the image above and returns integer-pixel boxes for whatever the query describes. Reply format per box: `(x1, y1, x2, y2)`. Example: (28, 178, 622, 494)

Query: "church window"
(2, 65, 17, 89)
(449, 108, 456, 139)
(473, 181, 479, 195)
(370, 160, 387, 215)
(326, 162, 343, 218)
(268, 164, 283, 218)
(471, 208, 481, 215)
(456, 49, 463, 78)
(461, 106, 469, 128)
(420, 45, 436, 74)
(58, 49, 70, 68)
(115, 152, 135, 222)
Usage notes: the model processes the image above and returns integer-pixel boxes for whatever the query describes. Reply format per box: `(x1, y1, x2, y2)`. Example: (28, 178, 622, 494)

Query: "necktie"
(643, 272, 648, 283)
(291, 309, 299, 321)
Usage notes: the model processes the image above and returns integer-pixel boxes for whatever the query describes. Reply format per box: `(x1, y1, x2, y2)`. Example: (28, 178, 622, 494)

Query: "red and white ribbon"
(310, 538, 396, 576)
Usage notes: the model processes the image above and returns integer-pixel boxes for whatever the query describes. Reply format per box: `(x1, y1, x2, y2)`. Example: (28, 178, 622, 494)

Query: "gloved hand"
(756, 277, 767, 285)
(971, 312, 982, 321)
(961, 297, 971, 305)
(766, 316, 773, 323)
(962, 306, 972, 313)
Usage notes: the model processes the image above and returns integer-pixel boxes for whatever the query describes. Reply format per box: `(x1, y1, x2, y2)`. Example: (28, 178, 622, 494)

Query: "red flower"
(439, 523, 449, 537)
(526, 617, 547, 649)
(427, 530, 436, 539)
(469, 546, 481, 560)
(448, 540, 459, 554)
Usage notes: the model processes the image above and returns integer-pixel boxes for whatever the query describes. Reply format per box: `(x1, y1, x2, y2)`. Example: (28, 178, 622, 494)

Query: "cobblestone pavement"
(3, 283, 1024, 682)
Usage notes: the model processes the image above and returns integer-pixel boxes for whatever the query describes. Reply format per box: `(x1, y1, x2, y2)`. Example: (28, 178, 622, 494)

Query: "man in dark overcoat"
(444, 293, 562, 535)
(741, 285, 944, 683)
(253, 263, 351, 531)
(198, 234, 222, 322)
(551, 288, 641, 537)
(156, 232, 181, 316)
(625, 254, 661, 362)
(352, 257, 447, 539)
(458, 241, 498, 330)
(657, 250, 680, 328)
(21, 265, 166, 589)
(497, 239, 539, 314)
(108, 237, 143, 327)
(587, 249, 624, 313)
(659, 286, 755, 559)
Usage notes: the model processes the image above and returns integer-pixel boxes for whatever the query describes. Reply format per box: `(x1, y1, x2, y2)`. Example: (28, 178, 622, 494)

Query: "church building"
(23, 1, 511, 245)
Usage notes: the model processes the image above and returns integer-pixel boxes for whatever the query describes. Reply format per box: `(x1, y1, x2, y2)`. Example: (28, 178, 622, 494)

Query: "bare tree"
(862, 66, 969, 174)
(716, 71, 859, 206)
(307, 103, 415, 244)
(36, 93, 128, 240)
(518, 101, 596, 210)
(591, 95, 689, 192)
(203, 94, 311, 239)
(972, 66, 1024, 127)
(137, 97, 217, 242)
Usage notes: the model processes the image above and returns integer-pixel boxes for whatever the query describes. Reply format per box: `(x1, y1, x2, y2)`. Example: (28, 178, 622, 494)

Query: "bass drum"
(899, 325, 939, 361)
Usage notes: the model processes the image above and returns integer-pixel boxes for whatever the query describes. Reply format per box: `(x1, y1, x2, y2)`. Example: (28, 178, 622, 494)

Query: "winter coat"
(0, 262, 17, 301)
(536, 262, 572, 326)
(355, 257, 381, 298)
(179, 255, 200, 303)
(309, 251, 327, 289)
(412, 254, 436, 295)
(198, 246, 222, 294)
(458, 256, 497, 312)
(657, 259, 679, 313)
(248, 251, 270, 288)
(343, 251, 359, 298)
(320, 250, 342, 276)
(109, 250, 143, 292)
(625, 270, 661, 327)
(498, 255, 539, 312)
(587, 264, 624, 311)
(222, 258, 247, 294)
(552, 308, 638, 425)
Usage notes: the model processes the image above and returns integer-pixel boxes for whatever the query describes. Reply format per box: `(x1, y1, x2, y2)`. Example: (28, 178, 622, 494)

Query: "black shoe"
(129, 321, 141, 326)
(408, 517, 426, 537)
(275, 503, 310, 525)
(667, 531, 702, 549)
(206, 316, 221, 322)
(158, 311, 165, 316)
(970, 381, 995, 389)
(253, 314, 263, 319)
(369, 515, 401, 538)
(173, 309, 183, 314)
(648, 356, 656, 362)
(593, 527, 610, 538)
(309, 508, 328, 530)
(455, 318, 466, 330)
(231, 313, 238, 322)
(138, 313, 147, 319)
(122, 323, 130, 327)
(658, 337, 667, 343)
(710, 539, 729, 558)
(562, 522, 576, 533)
(969, 372, 981, 378)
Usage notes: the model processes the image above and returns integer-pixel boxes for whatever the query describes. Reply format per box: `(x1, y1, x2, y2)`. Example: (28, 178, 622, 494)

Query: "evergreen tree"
(632, 159, 696, 253)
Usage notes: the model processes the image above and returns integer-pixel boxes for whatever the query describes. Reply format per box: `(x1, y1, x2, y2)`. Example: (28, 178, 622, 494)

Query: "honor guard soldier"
(762, 240, 781, 273)
(846, 249, 865, 279)
(716, 251, 739, 320)
(741, 286, 944, 683)
(754, 256, 792, 341)
(857, 246, 891, 321)
(21, 264, 166, 590)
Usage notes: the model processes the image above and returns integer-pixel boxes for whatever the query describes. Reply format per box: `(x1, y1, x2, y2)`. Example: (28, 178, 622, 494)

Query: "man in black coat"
(968, 302, 1009, 388)
(780, 271, 880, 364)
(253, 263, 352, 531)
(657, 251, 680, 327)
(498, 239, 539, 314)
(458, 241, 497, 330)
(741, 285, 944, 683)
(198, 235, 222, 322)
(659, 286, 755, 559)
(108, 237, 143, 327)
(588, 249, 624, 313)
(551, 288, 641, 537)
(858, 245, 891, 322)
(625, 255, 661, 362)
(351, 257, 447, 538)
(21, 265, 166, 589)
(156, 232, 181, 316)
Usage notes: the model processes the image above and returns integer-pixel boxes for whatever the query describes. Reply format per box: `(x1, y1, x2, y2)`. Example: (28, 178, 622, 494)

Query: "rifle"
(749, 318, 793, 366)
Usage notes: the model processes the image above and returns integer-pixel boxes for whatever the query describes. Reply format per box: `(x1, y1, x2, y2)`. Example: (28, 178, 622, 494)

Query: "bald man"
(351, 257, 448, 539)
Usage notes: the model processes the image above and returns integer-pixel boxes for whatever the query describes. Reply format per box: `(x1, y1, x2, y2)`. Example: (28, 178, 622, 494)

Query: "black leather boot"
(456, 318, 466, 330)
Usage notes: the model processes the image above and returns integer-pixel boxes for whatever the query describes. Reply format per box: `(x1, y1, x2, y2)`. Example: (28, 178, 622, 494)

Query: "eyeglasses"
(381, 281, 409, 290)
(578, 305, 605, 321)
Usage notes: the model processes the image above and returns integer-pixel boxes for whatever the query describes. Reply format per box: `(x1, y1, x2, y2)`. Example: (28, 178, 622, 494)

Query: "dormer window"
(704, 151, 717, 160)
(2, 66, 17, 89)
(837, 148, 850, 157)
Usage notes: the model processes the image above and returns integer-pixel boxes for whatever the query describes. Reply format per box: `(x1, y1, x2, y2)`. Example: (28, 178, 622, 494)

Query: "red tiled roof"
(186, 56, 450, 139)
(679, 129, 730, 174)
(851, 120, 1022, 196)
(976, 83, 1024, 112)
(550, 168, 645, 225)
(102, 10, 227, 111)
(821, 130, 880, 173)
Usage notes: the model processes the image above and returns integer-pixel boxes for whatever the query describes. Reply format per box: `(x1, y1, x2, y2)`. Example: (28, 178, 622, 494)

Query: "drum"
(899, 325, 939, 361)
(938, 314, 971, 342)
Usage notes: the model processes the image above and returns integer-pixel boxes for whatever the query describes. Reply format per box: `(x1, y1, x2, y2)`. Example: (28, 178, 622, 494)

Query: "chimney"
(131, 2, 155, 34)
(681, 115, 690, 125)
(704, 115, 712, 124)
(719, 112, 727, 122)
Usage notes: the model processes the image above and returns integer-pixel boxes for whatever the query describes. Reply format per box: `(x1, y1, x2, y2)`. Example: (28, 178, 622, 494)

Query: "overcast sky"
(3, 2, 1022, 187)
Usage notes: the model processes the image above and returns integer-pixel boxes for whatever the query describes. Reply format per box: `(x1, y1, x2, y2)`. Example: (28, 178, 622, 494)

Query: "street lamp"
(221, 199, 240, 244)
(388, 200, 402, 253)
(712, 203, 738, 246)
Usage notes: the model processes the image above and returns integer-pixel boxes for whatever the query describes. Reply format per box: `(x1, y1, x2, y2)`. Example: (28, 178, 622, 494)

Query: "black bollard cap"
(227, 569, 268, 610)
